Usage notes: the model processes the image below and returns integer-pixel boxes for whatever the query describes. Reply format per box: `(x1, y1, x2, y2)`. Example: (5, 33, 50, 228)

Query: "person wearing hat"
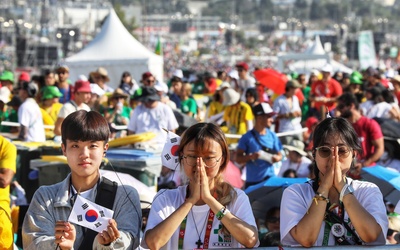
(54, 80, 91, 136)
(222, 88, 254, 141)
(235, 62, 256, 100)
(310, 63, 343, 119)
(273, 80, 303, 145)
(131, 71, 157, 107)
(236, 103, 283, 189)
(88, 83, 106, 114)
(0, 71, 15, 97)
(17, 82, 46, 142)
(40, 86, 64, 122)
(89, 67, 114, 93)
(127, 86, 179, 150)
(104, 88, 132, 137)
(278, 140, 312, 178)
(347, 71, 365, 104)
(55, 65, 74, 104)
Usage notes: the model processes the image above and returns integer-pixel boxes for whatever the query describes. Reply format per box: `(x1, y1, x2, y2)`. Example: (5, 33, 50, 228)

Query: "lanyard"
(178, 208, 215, 249)
(322, 202, 343, 246)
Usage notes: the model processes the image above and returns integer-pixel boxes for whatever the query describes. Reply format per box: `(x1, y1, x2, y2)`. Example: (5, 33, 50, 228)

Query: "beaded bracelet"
(216, 206, 230, 220)
(313, 192, 330, 205)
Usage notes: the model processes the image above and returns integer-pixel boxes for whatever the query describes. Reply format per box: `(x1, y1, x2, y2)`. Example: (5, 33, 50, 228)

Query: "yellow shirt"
(207, 101, 225, 118)
(0, 136, 16, 250)
(223, 101, 254, 135)
(41, 103, 63, 123)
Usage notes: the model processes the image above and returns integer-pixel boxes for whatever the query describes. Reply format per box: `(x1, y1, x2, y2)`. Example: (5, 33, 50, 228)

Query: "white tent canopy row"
(277, 35, 353, 75)
(64, 8, 163, 89)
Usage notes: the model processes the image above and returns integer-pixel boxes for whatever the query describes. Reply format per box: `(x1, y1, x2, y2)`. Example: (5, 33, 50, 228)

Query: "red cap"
(19, 72, 30, 82)
(74, 80, 91, 93)
(235, 62, 249, 71)
(306, 116, 319, 132)
(142, 72, 153, 81)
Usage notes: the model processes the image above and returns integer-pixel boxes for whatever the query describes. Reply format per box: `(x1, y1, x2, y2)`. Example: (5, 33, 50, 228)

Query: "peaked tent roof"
(304, 35, 326, 55)
(64, 8, 163, 88)
(66, 9, 161, 62)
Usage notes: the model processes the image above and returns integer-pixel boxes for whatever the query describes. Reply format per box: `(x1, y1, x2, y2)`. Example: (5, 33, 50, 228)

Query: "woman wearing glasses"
(280, 117, 388, 247)
(142, 123, 259, 249)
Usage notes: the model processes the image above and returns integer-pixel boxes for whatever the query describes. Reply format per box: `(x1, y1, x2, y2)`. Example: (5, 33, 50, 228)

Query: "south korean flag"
(161, 130, 181, 170)
(68, 195, 114, 233)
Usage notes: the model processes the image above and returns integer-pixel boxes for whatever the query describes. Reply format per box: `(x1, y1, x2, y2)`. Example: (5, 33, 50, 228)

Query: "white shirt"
(18, 98, 46, 142)
(127, 102, 179, 148)
(57, 101, 91, 119)
(280, 179, 388, 246)
(278, 156, 312, 178)
(273, 95, 302, 133)
(141, 185, 259, 249)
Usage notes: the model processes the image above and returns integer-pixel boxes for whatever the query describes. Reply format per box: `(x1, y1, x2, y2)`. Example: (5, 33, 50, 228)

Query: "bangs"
(62, 110, 109, 145)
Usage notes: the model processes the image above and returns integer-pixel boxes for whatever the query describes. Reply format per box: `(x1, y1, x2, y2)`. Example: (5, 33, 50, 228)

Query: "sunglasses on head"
(315, 146, 351, 158)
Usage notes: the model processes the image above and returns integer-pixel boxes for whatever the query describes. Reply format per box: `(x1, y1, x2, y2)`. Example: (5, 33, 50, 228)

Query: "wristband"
(216, 206, 230, 220)
(314, 192, 329, 204)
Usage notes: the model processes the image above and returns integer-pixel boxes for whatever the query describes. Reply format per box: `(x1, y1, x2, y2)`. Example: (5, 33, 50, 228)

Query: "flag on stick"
(68, 195, 114, 233)
(155, 36, 163, 56)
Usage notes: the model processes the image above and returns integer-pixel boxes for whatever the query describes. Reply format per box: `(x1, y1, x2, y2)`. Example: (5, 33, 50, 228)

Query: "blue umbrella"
(245, 176, 308, 220)
(361, 165, 400, 202)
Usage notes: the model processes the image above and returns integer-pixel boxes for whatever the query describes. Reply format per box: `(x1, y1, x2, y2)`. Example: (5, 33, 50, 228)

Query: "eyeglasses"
(315, 146, 351, 159)
(146, 79, 155, 83)
(266, 217, 280, 223)
(181, 155, 222, 168)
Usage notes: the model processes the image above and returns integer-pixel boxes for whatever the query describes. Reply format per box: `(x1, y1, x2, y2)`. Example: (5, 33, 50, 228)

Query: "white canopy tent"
(277, 36, 353, 74)
(64, 9, 163, 89)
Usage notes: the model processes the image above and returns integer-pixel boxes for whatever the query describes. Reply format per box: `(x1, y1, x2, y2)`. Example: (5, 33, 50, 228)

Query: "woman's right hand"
(187, 158, 202, 205)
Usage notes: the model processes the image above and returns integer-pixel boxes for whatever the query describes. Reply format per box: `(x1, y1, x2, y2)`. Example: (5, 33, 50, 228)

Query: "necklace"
(190, 209, 209, 248)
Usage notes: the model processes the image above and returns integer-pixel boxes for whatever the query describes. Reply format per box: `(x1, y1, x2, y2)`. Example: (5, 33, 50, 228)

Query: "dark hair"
(120, 71, 131, 84)
(311, 117, 362, 186)
(265, 206, 280, 223)
(245, 87, 258, 102)
(282, 169, 297, 178)
(337, 92, 359, 109)
(61, 110, 110, 146)
(260, 231, 281, 247)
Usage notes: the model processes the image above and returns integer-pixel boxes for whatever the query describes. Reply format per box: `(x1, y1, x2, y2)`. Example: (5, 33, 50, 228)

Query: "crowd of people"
(0, 59, 400, 249)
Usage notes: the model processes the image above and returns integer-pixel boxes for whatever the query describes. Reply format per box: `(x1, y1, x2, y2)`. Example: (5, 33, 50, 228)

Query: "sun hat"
(74, 80, 91, 93)
(154, 81, 169, 93)
(222, 88, 241, 106)
(56, 64, 69, 73)
(172, 69, 184, 79)
(110, 88, 129, 99)
(41, 86, 63, 100)
(283, 140, 307, 156)
(89, 67, 110, 82)
(0, 71, 14, 82)
(217, 81, 231, 91)
(90, 83, 105, 97)
(320, 64, 333, 73)
(252, 102, 276, 116)
(135, 86, 160, 103)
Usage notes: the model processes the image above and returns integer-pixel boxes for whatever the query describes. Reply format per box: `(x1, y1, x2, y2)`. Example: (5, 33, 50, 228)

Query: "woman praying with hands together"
(142, 122, 259, 249)
(280, 117, 387, 247)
